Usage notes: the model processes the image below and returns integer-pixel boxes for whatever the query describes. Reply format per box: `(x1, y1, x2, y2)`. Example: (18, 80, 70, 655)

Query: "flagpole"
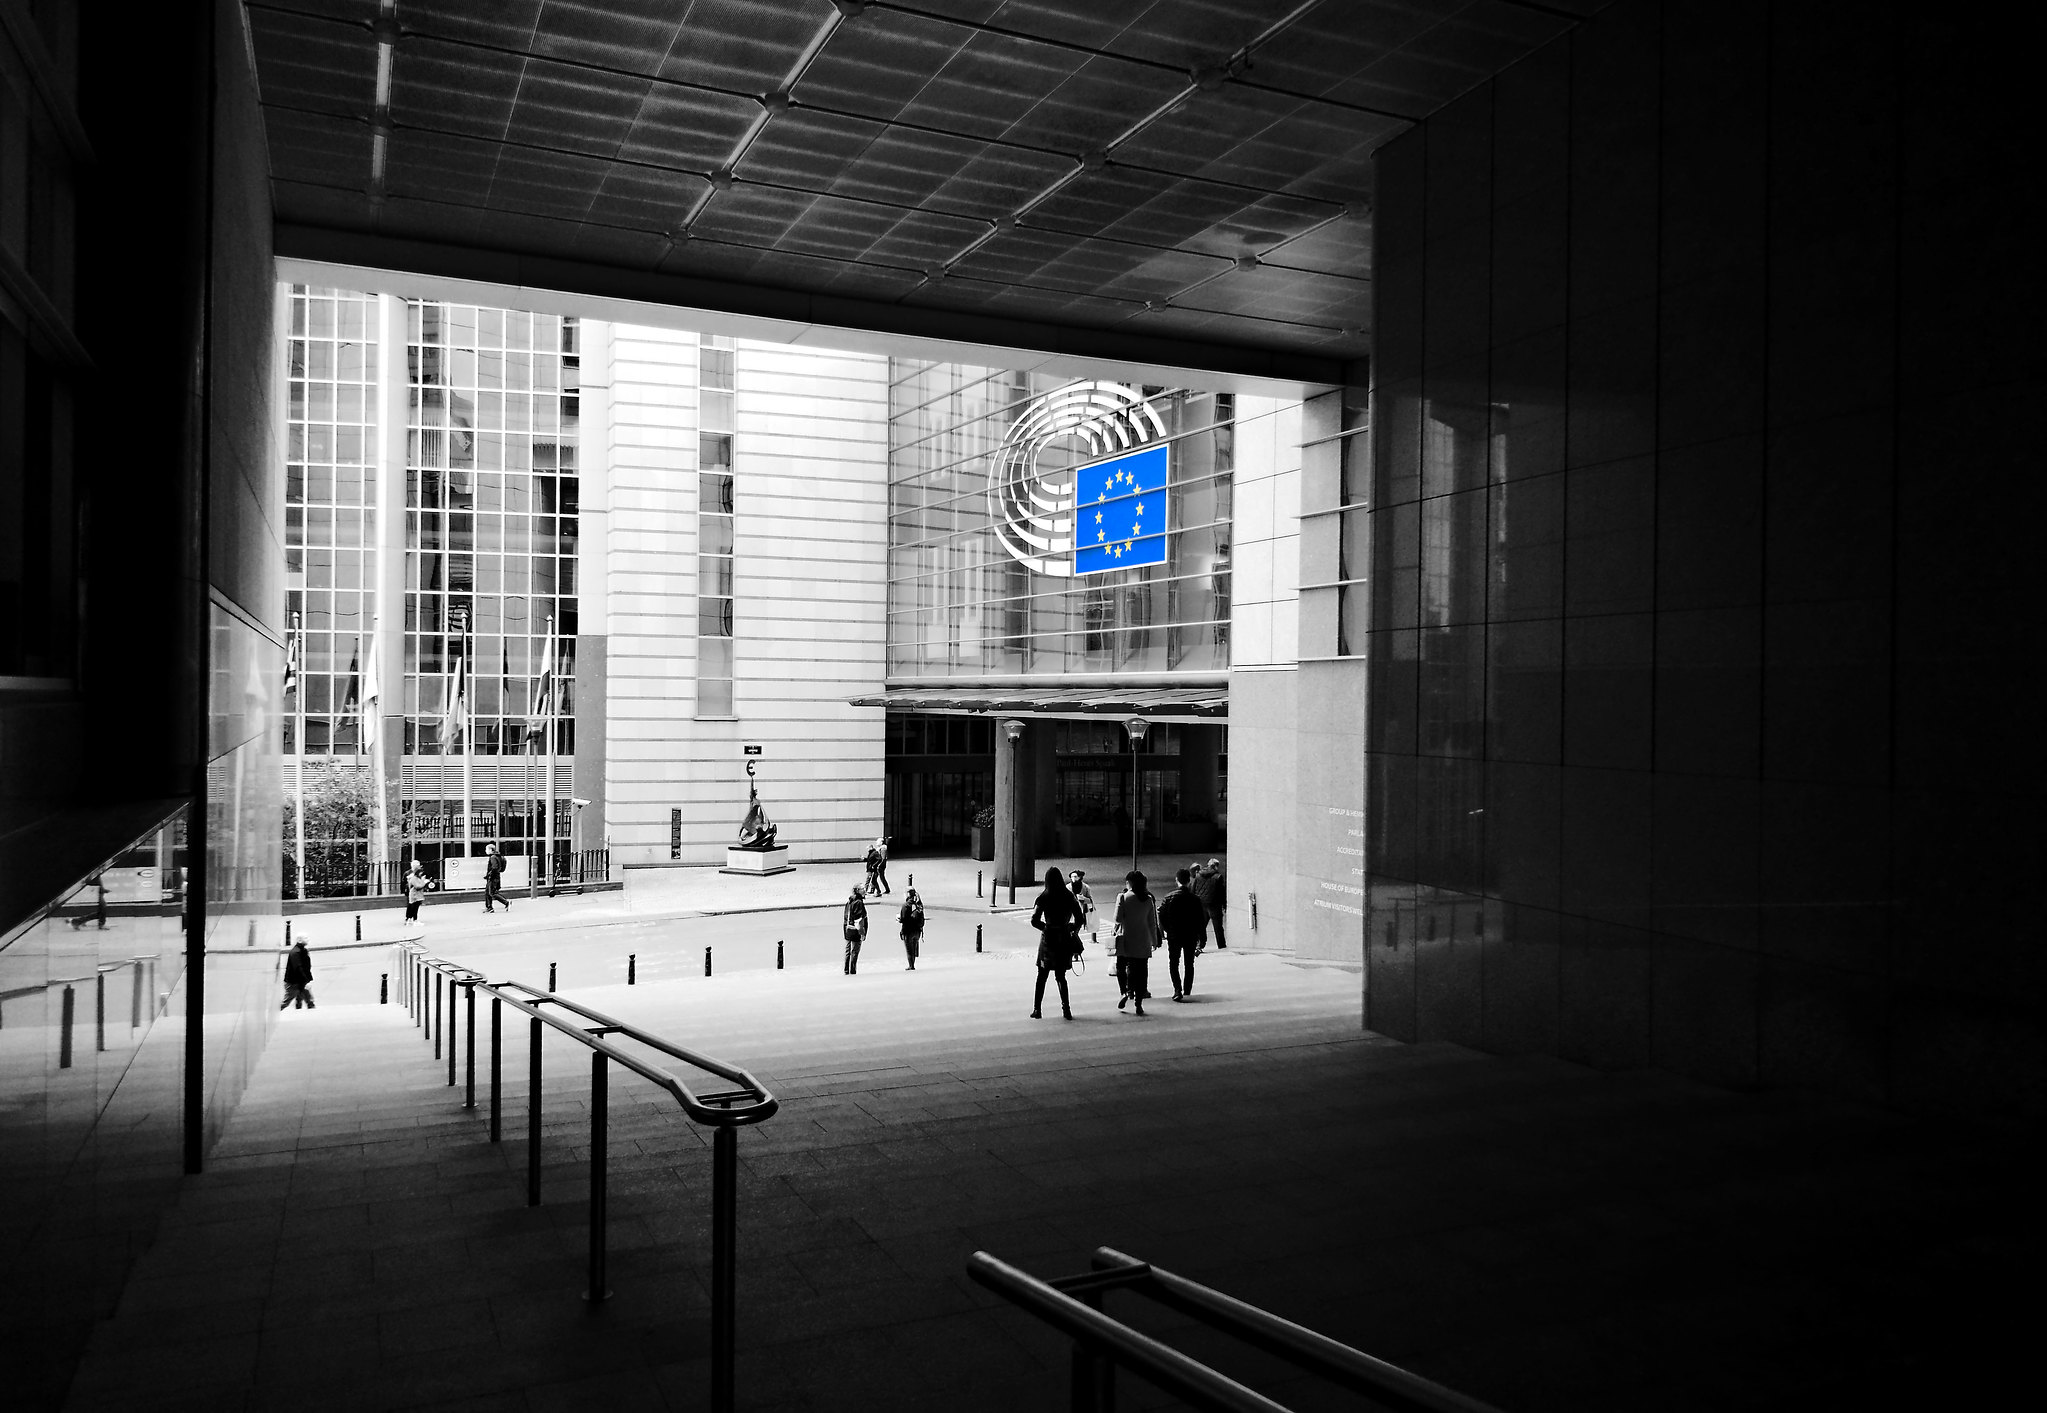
(292, 611, 306, 896)
(460, 610, 472, 865)
(544, 613, 556, 895)
(368, 614, 389, 895)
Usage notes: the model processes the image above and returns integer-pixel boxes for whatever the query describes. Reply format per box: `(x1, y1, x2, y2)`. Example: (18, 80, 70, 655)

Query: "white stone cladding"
(595, 325, 888, 866)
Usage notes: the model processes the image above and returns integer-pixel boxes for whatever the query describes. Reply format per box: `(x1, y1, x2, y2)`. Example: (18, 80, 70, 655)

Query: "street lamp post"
(1003, 719, 1025, 890)
(1123, 717, 1150, 873)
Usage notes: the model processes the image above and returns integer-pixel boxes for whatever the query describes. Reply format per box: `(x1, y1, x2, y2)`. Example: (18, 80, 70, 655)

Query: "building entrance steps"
(63, 944, 2035, 1411)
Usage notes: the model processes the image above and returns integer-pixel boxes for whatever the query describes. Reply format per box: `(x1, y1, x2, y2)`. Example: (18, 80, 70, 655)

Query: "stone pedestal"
(721, 846, 792, 876)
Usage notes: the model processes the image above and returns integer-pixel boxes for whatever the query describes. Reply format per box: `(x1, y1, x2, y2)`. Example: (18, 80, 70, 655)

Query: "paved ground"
(62, 910, 2035, 1412)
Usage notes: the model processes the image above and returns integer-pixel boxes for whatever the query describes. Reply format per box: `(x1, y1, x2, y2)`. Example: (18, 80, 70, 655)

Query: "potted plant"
(968, 804, 996, 861)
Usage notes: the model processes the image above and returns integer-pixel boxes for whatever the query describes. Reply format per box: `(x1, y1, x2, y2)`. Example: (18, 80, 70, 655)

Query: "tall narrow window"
(697, 334, 735, 717)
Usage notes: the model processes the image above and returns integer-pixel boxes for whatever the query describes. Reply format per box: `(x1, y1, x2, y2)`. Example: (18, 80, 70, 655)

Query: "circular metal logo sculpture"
(990, 381, 1167, 576)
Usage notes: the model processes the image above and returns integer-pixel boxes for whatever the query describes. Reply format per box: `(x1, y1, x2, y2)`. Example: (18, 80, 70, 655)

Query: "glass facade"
(283, 287, 379, 753)
(280, 289, 581, 875)
(404, 300, 579, 757)
(887, 363, 1237, 678)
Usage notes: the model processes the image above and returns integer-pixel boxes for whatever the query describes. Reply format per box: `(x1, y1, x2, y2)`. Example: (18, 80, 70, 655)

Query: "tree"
(283, 762, 380, 897)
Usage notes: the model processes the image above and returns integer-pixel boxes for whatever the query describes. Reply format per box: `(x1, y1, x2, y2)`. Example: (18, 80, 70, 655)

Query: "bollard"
(777, 939, 785, 969)
(628, 954, 636, 985)
(990, 881, 996, 911)
(380, 973, 388, 1005)
(1009, 880, 1016, 905)
(704, 946, 712, 977)
(355, 914, 362, 941)
(284, 918, 291, 945)
(549, 961, 557, 992)
(976, 869, 982, 897)
(975, 924, 982, 953)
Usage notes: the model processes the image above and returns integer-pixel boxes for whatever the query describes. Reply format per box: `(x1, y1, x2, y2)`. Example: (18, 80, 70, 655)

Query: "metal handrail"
(968, 1247, 1506, 1413)
(391, 940, 776, 1413)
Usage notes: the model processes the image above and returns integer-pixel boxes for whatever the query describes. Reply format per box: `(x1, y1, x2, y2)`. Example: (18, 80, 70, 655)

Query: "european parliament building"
(287, 285, 1359, 955)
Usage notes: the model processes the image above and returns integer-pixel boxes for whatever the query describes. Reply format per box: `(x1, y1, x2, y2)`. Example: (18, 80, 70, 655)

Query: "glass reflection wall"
(404, 301, 580, 757)
(887, 362, 1237, 678)
(282, 287, 379, 754)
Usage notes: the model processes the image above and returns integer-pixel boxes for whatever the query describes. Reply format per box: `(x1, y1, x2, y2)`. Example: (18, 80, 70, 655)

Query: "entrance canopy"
(850, 684, 1226, 719)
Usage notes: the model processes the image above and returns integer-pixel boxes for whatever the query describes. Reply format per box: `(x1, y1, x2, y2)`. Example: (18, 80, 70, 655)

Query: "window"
(697, 335, 735, 717)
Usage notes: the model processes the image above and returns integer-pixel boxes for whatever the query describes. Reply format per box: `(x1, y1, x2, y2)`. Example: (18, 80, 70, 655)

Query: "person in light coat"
(1111, 870, 1160, 1016)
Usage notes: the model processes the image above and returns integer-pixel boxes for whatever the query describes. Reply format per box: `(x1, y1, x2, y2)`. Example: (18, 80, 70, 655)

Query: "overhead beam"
(274, 224, 1355, 397)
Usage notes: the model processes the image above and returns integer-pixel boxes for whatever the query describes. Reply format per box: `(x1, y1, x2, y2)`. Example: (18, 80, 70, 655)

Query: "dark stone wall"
(1363, 0, 2042, 1114)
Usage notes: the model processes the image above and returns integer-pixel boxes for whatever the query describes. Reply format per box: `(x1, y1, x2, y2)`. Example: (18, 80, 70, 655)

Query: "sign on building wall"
(1072, 443, 1168, 574)
(990, 380, 1168, 577)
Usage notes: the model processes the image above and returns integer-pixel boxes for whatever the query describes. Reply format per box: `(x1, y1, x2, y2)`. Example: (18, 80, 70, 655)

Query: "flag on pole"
(284, 622, 299, 697)
(527, 625, 555, 740)
(341, 643, 360, 750)
(360, 625, 381, 753)
(439, 646, 465, 750)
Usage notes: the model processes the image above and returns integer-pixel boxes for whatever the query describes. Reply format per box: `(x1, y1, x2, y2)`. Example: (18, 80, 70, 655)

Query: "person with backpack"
(1192, 857, 1226, 948)
(1028, 866, 1083, 1019)
(897, 887, 925, 970)
(873, 836, 892, 895)
(842, 883, 869, 974)
(483, 843, 510, 913)
(1112, 870, 1161, 1016)
(1158, 867, 1210, 1001)
(862, 842, 882, 897)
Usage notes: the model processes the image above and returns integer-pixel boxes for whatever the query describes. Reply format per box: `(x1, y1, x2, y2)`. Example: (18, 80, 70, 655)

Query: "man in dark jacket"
(282, 940, 315, 1010)
(483, 843, 509, 913)
(1192, 858, 1227, 949)
(1158, 867, 1209, 1001)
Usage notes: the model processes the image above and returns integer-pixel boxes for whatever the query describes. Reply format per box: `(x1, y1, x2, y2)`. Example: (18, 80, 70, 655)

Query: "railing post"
(447, 976, 459, 1087)
(1071, 1288, 1116, 1412)
(434, 973, 443, 1062)
(527, 1016, 543, 1206)
(587, 1051, 609, 1303)
(96, 973, 106, 1052)
(462, 982, 475, 1100)
(712, 1123, 737, 1413)
(489, 996, 502, 1142)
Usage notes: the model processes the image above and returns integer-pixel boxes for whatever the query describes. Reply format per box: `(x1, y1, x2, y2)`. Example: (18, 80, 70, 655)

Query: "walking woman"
(898, 886, 925, 970)
(404, 859, 430, 929)
(842, 883, 869, 974)
(1112, 870, 1160, 1016)
(1029, 866, 1083, 1019)
(1069, 869, 1096, 945)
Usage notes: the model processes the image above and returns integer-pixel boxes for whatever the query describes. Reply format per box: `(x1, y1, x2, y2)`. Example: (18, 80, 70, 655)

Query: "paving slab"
(62, 935, 2035, 1412)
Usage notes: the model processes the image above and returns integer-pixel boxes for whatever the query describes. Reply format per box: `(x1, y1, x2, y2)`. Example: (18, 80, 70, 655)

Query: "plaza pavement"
(59, 865, 2035, 1412)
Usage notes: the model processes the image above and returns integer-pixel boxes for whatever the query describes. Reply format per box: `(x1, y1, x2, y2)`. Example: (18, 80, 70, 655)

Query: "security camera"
(572, 797, 591, 808)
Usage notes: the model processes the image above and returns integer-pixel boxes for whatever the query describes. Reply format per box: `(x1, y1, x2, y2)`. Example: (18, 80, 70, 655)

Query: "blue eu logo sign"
(1073, 444, 1168, 575)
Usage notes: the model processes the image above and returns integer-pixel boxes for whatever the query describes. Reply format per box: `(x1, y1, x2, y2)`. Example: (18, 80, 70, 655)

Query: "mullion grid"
(886, 372, 1236, 678)
(405, 300, 579, 763)
(286, 285, 380, 755)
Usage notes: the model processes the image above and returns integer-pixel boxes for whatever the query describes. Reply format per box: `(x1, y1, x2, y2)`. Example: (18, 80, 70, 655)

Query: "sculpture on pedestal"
(738, 781, 778, 849)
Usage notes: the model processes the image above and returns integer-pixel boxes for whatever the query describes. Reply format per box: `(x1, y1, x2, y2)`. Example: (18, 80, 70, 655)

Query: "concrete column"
(993, 720, 1035, 890)
(1180, 722, 1221, 826)
(1033, 720, 1059, 855)
(373, 293, 410, 877)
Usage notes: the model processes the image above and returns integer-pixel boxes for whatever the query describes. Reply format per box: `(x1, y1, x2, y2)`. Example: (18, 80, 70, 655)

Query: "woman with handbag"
(842, 883, 868, 974)
(1029, 866, 1083, 1019)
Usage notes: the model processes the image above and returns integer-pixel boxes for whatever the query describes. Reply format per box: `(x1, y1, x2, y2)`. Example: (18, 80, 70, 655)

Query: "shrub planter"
(968, 825, 995, 861)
